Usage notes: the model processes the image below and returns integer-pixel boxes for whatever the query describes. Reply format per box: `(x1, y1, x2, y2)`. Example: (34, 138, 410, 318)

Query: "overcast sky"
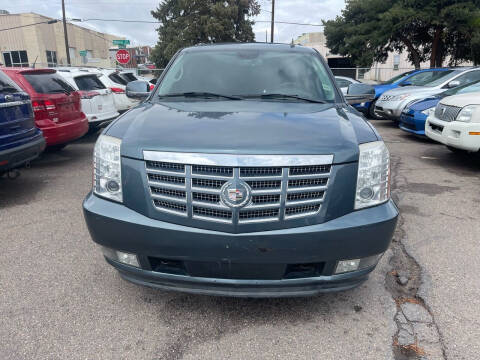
(1, 0, 345, 46)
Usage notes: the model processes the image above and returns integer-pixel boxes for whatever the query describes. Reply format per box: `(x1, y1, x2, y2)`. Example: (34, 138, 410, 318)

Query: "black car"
(83, 43, 398, 297)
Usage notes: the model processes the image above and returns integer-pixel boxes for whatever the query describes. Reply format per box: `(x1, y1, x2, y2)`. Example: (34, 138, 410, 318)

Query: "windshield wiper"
(158, 92, 242, 100)
(239, 93, 326, 103)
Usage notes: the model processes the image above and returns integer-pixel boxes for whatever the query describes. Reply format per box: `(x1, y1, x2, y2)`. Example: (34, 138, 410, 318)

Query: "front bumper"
(0, 135, 45, 172)
(399, 111, 427, 136)
(83, 193, 398, 297)
(425, 116, 480, 152)
(375, 100, 406, 120)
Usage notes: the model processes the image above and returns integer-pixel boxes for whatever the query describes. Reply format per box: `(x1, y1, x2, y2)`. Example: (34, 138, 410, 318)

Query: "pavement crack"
(385, 155, 448, 360)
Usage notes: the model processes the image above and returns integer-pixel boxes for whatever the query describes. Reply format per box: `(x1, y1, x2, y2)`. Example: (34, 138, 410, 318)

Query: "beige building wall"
(0, 12, 123, 68)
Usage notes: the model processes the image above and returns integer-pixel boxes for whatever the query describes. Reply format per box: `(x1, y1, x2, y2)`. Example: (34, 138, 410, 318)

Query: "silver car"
(375, 68, 480, 120)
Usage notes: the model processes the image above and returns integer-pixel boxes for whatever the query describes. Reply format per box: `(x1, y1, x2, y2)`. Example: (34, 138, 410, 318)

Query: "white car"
(56, 68, 119, 129)
(425, 92, 480, 153)
(375, 68, 480, 120)
(91, 69, 139, 112)
(335, 76, 360, 95)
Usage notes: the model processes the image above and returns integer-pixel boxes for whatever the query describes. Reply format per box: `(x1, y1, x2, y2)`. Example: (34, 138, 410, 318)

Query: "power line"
(0, 19, 58, 32)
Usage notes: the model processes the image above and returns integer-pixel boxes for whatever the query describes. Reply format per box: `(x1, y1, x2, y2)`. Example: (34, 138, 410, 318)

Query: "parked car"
(2, 68, 88, 150)
(83, 43, 398, 297)
(118, 70, 155, 90)
(425, 92, 480, 154)
(375, 67, 480, 121)
(355, 68, 451, 118)
(335, 76, 360, 95)
(56, 68, 119, 130)
(0, 70, 45, 175)
(399, 80, 480, 136)
(83, 68, 138, 113)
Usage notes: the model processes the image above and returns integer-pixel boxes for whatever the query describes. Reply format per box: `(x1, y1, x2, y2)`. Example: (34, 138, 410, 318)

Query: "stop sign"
(116, 49, 130, 64)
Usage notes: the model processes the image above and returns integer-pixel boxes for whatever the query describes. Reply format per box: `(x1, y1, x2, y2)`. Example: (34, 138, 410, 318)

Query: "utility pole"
(62, 0, 71, 66)
(270, 0, 275, 43)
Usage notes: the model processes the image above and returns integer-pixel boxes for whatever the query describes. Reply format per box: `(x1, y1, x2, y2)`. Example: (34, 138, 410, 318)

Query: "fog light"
(335, 254, 383, 274)
(101, 246, 139, 267)
(335, 259, 360, 274)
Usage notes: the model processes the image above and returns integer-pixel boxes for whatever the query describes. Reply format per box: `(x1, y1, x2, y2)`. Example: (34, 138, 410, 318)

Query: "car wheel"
(368, 100, 382, 120)
(46, 144, 67, 152)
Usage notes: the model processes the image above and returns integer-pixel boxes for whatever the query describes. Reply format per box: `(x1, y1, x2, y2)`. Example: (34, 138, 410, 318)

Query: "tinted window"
(74, 75, 106, 90)
(157, 49, 336, 102)
(121, 73, 137, 82)
(443, 80, 480, 96)
(23, 72, 75, 94)
(447, 70, 480, 87)
(405, 71, 450, 86)
(0, 71, 21, 93)
(108, 73, 127, 85)
(382, 70, 416, 85)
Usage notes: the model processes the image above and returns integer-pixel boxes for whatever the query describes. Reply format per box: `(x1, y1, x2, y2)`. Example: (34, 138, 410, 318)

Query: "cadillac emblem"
(220, 179, 251, 208)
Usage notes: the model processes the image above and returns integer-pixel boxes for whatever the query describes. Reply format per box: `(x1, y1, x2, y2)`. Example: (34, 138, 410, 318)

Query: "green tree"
(323, 0, 480, 68)
(151, 0, 260, 67)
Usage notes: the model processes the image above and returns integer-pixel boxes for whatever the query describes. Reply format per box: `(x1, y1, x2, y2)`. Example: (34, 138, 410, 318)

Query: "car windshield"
(382, 71, 416, 85)
(423, 70, 462, 87)
(406, 71, 452, 86)
(156, 48, 336, 102)
(443, 79, 480, 96)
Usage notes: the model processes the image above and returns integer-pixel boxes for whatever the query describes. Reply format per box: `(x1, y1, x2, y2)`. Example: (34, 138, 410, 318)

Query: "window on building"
(393, 55, 400, 71)
(2, 51, 29, 67)
(46, 50, 57, 67)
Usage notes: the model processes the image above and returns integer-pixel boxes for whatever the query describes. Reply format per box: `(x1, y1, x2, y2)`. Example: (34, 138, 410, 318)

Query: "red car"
(2, 68, 88, 149)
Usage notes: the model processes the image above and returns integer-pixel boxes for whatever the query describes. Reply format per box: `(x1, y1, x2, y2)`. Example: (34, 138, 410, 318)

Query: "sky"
(1, 0, 345, 46)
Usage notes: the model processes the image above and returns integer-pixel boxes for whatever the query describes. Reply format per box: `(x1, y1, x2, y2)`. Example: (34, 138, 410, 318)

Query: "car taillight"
(32, 100, 45, 112)
(44, 99, 56, 111)
(110, 87, 125, 94)
(80, 91, 101, 99)
(149, 84, 154, 91)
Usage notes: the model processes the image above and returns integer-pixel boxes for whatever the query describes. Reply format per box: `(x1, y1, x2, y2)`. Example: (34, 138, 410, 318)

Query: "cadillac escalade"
(83, 43, 398, 297)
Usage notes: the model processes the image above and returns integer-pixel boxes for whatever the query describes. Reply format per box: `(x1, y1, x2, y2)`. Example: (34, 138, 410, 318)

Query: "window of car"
(23, 72, 75, 94)
(443, 80, 480, 96)
(446, 70, 480, 87)
(0, 71, 21, 93)
(335, 78, 352, 88)
(403, 71, 450, 86)
(121, 73, 137, 82)
(382, 70, 416, 85)
(157, 48, 336, 102)
(108, 72, 127, 85)
(424, 70, 462, 87)
(74, 75, 106, 91)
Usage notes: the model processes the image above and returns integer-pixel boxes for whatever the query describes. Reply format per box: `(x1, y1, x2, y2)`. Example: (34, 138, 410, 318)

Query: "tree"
(150, 0, 260, 67)
(323, 0, 480, 69)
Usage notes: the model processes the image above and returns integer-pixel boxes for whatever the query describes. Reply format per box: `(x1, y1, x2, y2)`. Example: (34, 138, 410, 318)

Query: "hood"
(441, 91, 480, 107)
(374, 84, 396, 97)
(107, 100, 378, 164)
(407, 97, 440, 111)
(381, 86, 438, 96)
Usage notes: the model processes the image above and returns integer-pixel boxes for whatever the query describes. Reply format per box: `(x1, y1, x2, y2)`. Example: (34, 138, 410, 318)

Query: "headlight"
(93, 135, 122, 202)
(456, 105, 478, 123)
(421, 107, 435, 116)
(355, 141, 390, 210)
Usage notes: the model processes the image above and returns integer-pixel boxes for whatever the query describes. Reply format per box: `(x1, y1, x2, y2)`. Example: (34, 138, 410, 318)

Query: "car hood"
(382, 86, 439, 96)
(107, 100, 378, 164)
(374, 84, 396, 97)
(441, 92, 480, 107)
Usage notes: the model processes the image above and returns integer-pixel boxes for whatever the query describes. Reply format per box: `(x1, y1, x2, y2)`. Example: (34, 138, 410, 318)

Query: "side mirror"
(446, 80, 460, 89)
(126, 80, 150, 100)
(399, 81, 412, 87)
(345, 83, 375, 105)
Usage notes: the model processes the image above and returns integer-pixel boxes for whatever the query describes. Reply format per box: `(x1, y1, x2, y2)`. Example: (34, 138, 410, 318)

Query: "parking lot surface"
(1, 121, 479, 360)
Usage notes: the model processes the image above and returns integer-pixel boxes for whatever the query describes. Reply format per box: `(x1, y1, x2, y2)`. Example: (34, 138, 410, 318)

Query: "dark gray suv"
(83, 43, 398, 297)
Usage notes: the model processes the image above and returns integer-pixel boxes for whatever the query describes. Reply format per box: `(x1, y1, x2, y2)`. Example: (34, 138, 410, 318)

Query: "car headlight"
(355, 141, 390, 210)
(456, 105, 478, 123)
(421, 107, 435, 116)
(93, 135, 122, 202)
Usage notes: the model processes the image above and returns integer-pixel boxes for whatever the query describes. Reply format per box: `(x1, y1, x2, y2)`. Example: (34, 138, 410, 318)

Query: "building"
(0, 12, 124, 68)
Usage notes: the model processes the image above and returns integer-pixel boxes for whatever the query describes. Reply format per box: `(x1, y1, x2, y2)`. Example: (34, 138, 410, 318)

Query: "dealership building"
(0, 11, 123, 68)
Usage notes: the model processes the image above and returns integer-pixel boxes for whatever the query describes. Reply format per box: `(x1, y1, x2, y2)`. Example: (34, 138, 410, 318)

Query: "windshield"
(156, 48, 336, 102)
(443, 79, 480, 96)
(406, 71, 452, 86)
(423, 70, 462, 87)
(382, 70, 416, 85)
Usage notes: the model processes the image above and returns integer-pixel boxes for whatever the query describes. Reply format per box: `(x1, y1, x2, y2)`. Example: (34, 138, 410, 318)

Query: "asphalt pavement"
(0, 120, 478, 360)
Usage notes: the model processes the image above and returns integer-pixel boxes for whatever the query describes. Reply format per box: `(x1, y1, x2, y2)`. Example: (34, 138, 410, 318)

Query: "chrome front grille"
(434, 104, 462, 122)
(144, 152, 333, 225)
